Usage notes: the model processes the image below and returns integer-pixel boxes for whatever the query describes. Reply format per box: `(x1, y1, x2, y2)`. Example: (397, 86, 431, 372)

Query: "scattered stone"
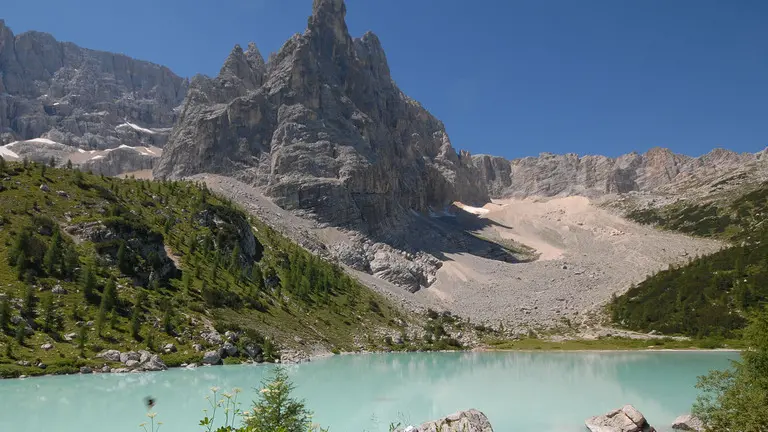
(37, 362, 47, 369)
(672, 414, 704, 431)
(185, 363, 198, 369)
(125, 360, 140, 368)
(39, 184, 50, 192)
(64, 332, 77, 341)
(56, 190, 69, 198)
(80, 366, 92, 374)
(40, 343, 54, 351)
(192, 343, 204, 352)
(202, 351, 221, 365)
(51, 285, 67, 294)
(16, 360, 30, 367)
(224, 331, 238, 342)
(138, 350, 151, 364)
(101, 365, 111, 373)
(162, 343, 177, 354)
(111, 368, 129, 374)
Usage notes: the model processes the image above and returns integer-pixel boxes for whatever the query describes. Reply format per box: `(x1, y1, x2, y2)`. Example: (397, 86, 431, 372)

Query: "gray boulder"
(201, 331, 223, 345)
(222, 341, 237, 357)
(162, 343, 177, 353)
(125, 360, 140, 368)
(79, 366, 92, 374)
(40, 343, 53, 351)
(202, 351, 221, 365)
(120, 351, 140, 364)
(672, 415, 704, 431)
(585, 405, 655, 432)
(139, 354, 167, 372)
(409, 409, 494, 432)
(99, 349, 122, 362)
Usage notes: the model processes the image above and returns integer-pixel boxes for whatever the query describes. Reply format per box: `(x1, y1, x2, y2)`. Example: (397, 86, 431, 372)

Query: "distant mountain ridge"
(473, 146, 768, 199)
(0, 19, 187, 174)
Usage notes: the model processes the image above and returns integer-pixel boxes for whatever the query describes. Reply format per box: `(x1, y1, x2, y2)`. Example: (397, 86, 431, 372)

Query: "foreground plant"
(693, 305, 768, 431)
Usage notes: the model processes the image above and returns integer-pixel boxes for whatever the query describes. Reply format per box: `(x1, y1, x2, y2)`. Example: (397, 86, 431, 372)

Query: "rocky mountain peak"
(245, 42, 266, 69)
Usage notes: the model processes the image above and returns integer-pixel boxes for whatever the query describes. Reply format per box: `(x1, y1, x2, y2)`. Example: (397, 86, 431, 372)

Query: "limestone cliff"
(473, 147, 768, 199)
(154, 0, 488, 229)
(0, 20, 187, 150)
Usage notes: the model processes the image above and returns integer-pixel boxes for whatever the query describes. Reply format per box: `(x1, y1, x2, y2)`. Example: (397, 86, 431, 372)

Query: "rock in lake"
(79, 366, 92, 374)
(414, 409, 494, 432)
(672, 414, 704, 431)
(202, 351, 221, 365)
(585, 405, 655, 432)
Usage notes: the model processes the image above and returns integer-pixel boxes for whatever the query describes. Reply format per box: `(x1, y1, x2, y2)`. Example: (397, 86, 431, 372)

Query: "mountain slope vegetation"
(0, 157, 410, 377)
(612, 184, 768, 337)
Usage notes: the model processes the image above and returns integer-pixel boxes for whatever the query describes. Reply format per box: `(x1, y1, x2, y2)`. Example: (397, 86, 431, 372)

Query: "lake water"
(0, 351, 736, 432)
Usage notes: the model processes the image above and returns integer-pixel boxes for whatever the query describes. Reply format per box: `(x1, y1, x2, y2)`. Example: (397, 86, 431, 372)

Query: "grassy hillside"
(0, 157, 412, 377)
(613, 184, 768, 337)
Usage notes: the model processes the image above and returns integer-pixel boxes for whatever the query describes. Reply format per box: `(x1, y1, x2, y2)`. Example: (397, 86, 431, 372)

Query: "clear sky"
(3, 0, 767, 159)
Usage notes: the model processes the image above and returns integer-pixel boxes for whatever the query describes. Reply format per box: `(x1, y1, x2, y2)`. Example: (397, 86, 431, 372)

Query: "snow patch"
(26, 138, 60, 146)
(0, 146, 19, 159)
(90, 155, 105, 160)
(77, 149, 86, 153)
(117, 122, 156, 135)
(454, 202, 490, 215)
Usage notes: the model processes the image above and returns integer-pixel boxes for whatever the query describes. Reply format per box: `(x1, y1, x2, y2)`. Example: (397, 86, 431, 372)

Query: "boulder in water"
(672, 414, 704, 431)
(586, 405, 655, 432)
(410, 409, 494, 432)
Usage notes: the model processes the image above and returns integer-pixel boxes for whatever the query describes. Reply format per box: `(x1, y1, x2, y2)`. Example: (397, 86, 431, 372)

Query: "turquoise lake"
(0, 351, 736, 432)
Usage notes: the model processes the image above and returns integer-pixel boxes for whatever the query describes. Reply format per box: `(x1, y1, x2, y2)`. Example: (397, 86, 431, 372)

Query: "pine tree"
(183, 272, 192, 293)
(40, 294, 56, 333)
(21, 284, 36, 319)
(77, 325, 87, 356)
(15, 323, 26, 346)
(162, 304, 173, 335)
(48, 156, 56, 167)
(0, 296, 11, 331)
(80, 263, 96, 302)
(62, 246, 79, 280)
(0, 155, 5, 172)
(96, 304, 107, 337)
(187, 235, 197, 255)
(40, 163, 46, 178)
(66, 159, 73, 170)
(229, 244, 241, 270)
(116, 241, 129, 274)
(130, 292, 145, 340)
(43, 229, 62, 275)
(101, 278, 117, 312)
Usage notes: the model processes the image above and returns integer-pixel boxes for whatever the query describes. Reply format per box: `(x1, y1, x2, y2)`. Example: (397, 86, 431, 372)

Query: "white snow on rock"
(117, 122, 157, 135)
(454, 202, 490, 215)
(0, 145, 19, 159)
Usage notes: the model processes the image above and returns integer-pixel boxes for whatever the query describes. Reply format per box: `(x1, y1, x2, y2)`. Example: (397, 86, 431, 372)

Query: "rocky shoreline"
(6, 344, 740, 380)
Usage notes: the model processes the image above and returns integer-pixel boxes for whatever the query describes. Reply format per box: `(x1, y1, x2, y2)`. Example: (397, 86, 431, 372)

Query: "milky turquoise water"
(0, 351, 736, 432)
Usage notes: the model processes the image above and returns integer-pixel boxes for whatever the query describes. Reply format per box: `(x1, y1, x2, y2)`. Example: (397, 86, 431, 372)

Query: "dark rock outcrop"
(154, 0, 488, 229)
(0, 19, 187, 150)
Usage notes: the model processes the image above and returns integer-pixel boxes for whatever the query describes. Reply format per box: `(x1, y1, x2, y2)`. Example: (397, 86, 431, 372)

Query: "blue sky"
(3, 0, 767, 159)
